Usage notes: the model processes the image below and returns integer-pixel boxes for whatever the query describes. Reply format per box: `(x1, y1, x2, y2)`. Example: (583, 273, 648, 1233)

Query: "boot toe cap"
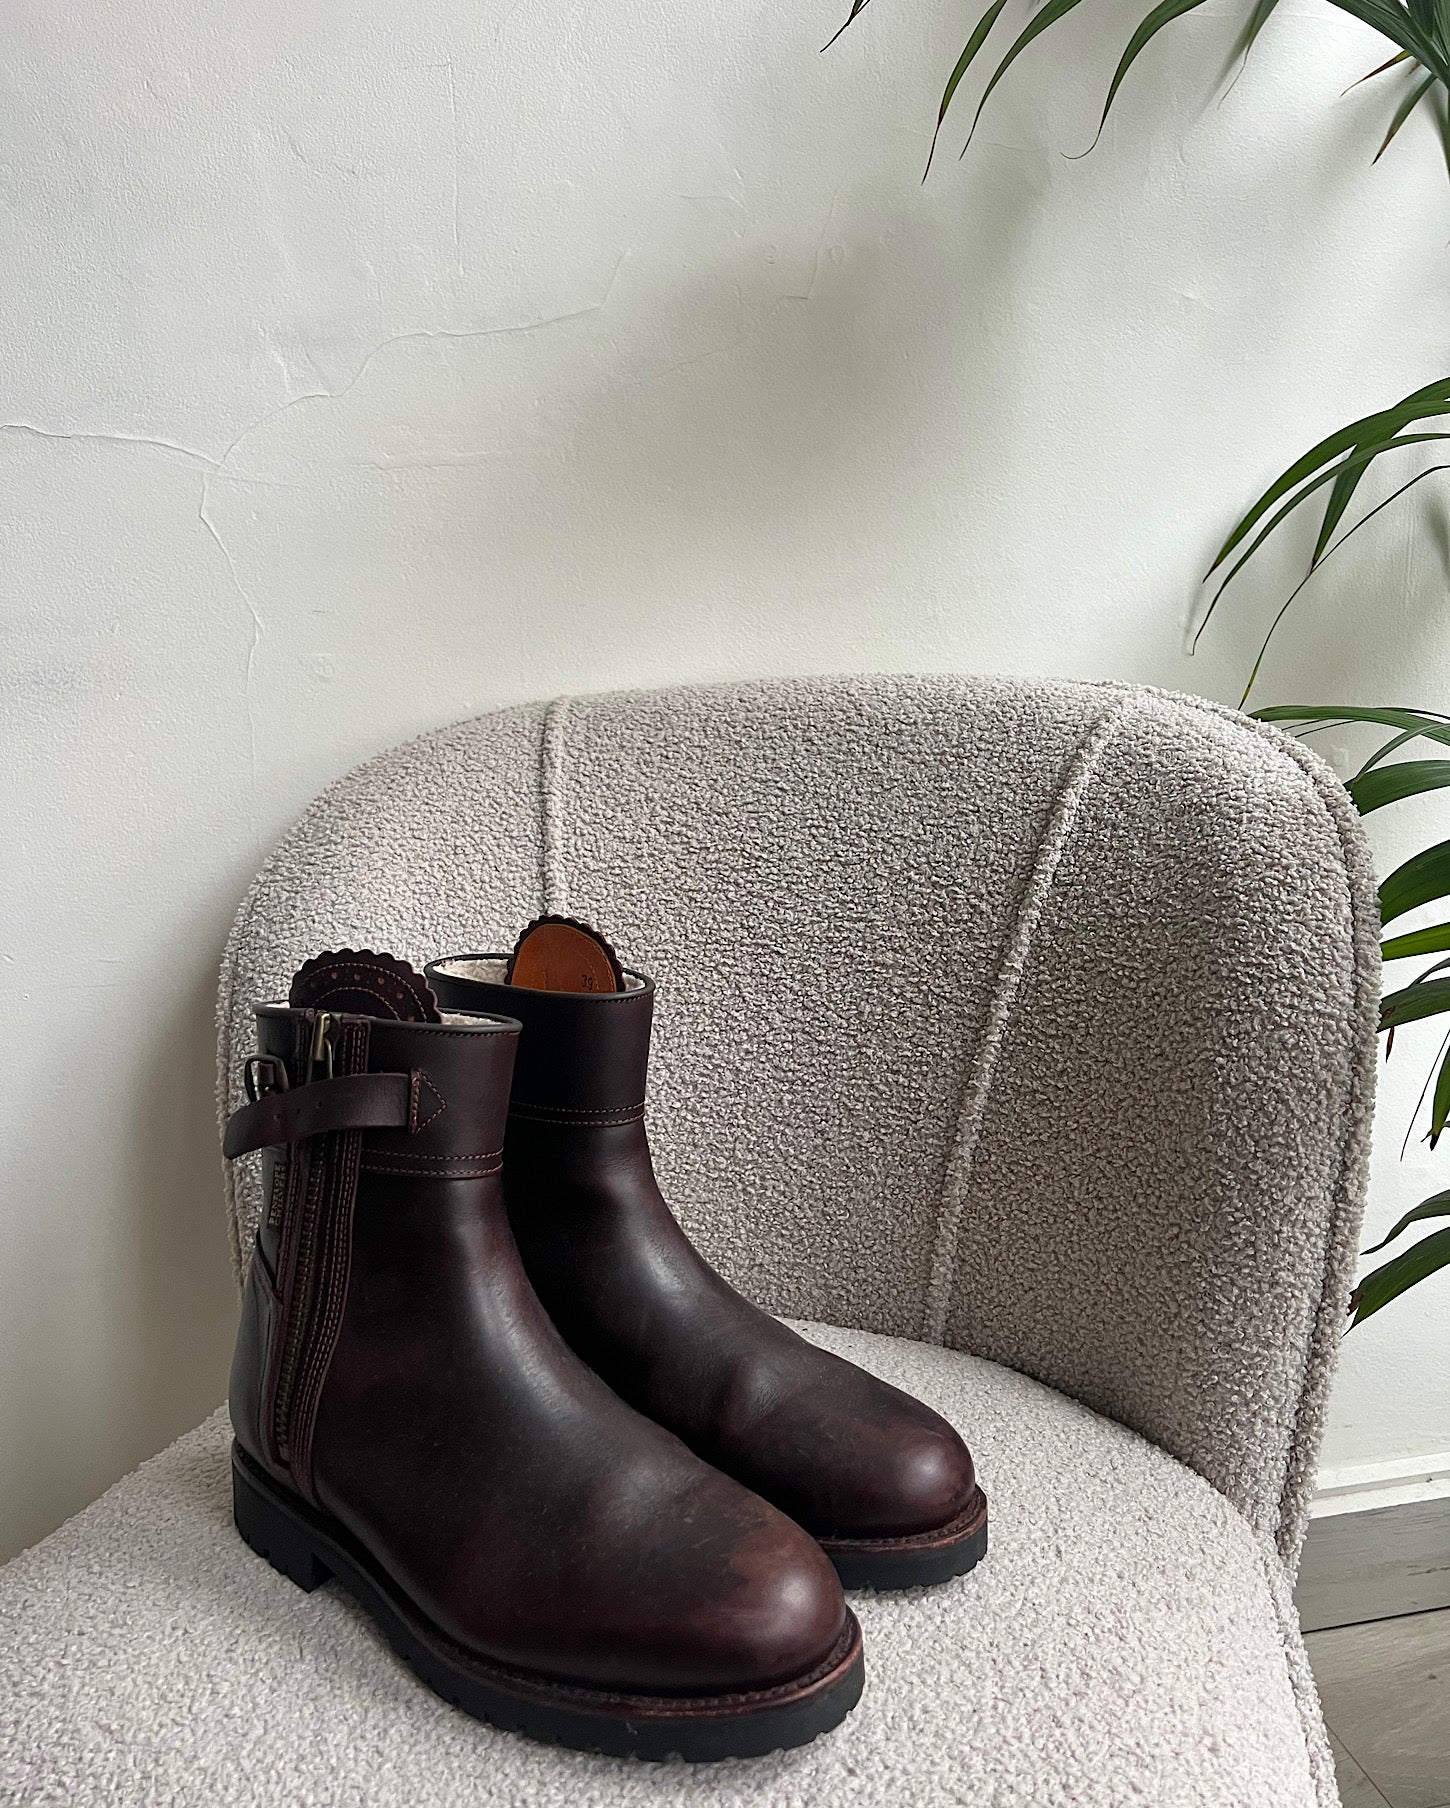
(706, 1526, 849, 1689)
(882, 1421, 978, 1532)
(803, 1407, 977, 1539)
(596, 1512, 848, 1696)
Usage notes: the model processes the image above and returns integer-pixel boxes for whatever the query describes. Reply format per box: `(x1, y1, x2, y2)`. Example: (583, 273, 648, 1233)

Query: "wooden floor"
(1305, 1607, 1450, 1807)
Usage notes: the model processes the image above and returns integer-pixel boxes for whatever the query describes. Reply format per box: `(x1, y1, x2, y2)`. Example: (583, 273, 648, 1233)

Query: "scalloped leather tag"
(288, 950, 442, 1022)
(505, 916, 623, 994)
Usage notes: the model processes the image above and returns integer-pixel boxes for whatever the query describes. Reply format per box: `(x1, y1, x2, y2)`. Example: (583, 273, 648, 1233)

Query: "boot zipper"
(309, 1009, 339, 1080)
(272, 1012, 339, 1463)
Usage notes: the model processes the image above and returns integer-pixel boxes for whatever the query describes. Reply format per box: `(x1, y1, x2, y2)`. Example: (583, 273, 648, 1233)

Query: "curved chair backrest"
(219, 675, 1379, 1563)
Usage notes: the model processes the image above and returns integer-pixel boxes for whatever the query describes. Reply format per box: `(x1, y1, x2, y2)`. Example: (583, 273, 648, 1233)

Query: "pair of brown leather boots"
(225, 919, 987, 1762)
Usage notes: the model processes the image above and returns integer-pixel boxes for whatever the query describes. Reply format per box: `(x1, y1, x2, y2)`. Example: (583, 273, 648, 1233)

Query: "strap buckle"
(243, 1055, 290, 1104)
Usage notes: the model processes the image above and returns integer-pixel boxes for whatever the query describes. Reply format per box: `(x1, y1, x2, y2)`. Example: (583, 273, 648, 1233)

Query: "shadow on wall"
(2, 963, 238, 1563)
(507, 184, 1048, 630)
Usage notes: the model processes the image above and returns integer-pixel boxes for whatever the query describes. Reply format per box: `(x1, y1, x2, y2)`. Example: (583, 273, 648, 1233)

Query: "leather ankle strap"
(224, 1072, 413, 1159)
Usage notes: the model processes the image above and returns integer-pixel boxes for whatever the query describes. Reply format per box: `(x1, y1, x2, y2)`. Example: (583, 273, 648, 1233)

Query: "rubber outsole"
(231, 1443, 865, 1761)
(818, 1486, 989, 1590)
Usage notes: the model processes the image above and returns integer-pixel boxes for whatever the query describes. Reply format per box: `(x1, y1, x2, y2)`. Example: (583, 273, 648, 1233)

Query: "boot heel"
(232, 1451, 333, 1593)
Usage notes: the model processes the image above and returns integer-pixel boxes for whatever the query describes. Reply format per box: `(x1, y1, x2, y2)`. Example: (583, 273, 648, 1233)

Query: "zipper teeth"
(272, 1011, 338, 1463)
(274, 1005, 357, 1482)
(273, 1148, 324, 1460)
(289, 1118, 359, 1481)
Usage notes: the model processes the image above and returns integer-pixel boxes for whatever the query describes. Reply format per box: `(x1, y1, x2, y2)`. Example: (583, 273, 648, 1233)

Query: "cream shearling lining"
(260, 995, 511, 1029)
(1, 675, 1376, 1805)
(433, 954, 648, 991)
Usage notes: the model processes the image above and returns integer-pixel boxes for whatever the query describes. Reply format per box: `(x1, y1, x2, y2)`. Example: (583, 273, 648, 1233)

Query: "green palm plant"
(827, 0, 1450, 1320)
(1251, 706, 1450, 1321)
(830, 0, 1450, 176)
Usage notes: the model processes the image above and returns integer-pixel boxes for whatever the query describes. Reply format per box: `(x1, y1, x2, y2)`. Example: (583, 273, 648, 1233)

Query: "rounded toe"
(710, 1519, 849, 1689)
(885, 1419, 978, 1534)
(808, 1400, 977, 1540)
(581, 1478, 850, 1698)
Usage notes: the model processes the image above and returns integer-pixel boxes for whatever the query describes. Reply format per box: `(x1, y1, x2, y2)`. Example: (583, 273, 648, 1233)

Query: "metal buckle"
(243, 1055, 289, 1104)
(307, 1011, 338, 1082)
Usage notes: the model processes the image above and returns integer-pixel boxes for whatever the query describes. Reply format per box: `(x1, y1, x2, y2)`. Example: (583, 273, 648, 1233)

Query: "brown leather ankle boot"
(224, 949, 862, 1760)
(426, 921, 988, 1590)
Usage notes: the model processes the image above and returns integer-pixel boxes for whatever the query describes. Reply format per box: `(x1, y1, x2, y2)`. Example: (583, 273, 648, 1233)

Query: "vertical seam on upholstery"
(216, 870, 269, 1290)
(921, 698, 1131, 1345)
(1160, 689, 1380, 1566)
(1267, 762, 1378, 1568)
(540, 695, 572, 915)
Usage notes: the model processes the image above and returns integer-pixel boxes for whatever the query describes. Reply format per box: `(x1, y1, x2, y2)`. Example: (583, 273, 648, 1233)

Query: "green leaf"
(1347, 758, 1450, 811)
(1223, 0, 1284, 92)
(1437, 80, 1450, 177)
(1383, 922, 1450, 959)
(925, 0, 1011, 178)
(1328, 0, 1445, 79)
(1431, 1040, 1450, 1144)
(1199, 433, 1450, 632)
(1380, 838, 1450, 926)
(1358, 724, 1445, 773)
(822, 0, 874, 53)
(1312, 453, 1373, 564)
(1250, 707, 1450, 779)
(1347, 49, 1415, 89)
(1253, 703, 1450, 739)
(1240, 0, 1283, 56)
(1365, 1185, 1450, 1251)
(1374, 71, 1437, 161)
(1237, 461, 1450, 702)
(1083, 0, 1213, 152)
(963, 0, 1092, 150)
(1350, 1223, 1450, 1323)
(1380, 974, 1450, 1028)
(1207, 378, 1450, 574)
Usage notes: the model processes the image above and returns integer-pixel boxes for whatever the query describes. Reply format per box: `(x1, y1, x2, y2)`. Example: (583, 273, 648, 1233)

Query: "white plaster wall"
(3, 0, 1448, 1560)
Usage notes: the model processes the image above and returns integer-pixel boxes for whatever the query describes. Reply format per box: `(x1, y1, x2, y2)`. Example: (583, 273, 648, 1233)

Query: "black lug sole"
(819, 1486, 989, 1590)
(231, 1443, 865, 1761)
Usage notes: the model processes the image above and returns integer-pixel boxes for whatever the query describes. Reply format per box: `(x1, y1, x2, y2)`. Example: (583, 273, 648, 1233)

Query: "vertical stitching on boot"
(921, 697, 1130, 1345)
(540, 695, 572, 915)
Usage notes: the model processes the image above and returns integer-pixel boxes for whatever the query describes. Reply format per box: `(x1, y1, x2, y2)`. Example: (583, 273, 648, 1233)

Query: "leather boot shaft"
(428, 932, 987, 1591)
(224, 949, 862, 1756)
(431, 954, 656, 1125)
(229, 990, 518, 1500)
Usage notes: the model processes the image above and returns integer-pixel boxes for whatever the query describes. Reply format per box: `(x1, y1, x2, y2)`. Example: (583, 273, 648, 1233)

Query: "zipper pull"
(308, 1011, 338, 1081)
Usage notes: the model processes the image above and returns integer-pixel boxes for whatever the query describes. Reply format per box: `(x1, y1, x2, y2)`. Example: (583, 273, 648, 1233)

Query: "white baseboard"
(1312, 1452, 1450, 1519)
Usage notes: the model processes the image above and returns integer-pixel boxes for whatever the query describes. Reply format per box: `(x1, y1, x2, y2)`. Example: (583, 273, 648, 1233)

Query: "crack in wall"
(196, 486, 265, 845)
(8, 276, 634, 851)
(7, 212, 833, 848)
(440, 58, 462, 276)
(800, 183, 844, 304)
(0, 422, 219, 468)
(204, 275, 628, 494)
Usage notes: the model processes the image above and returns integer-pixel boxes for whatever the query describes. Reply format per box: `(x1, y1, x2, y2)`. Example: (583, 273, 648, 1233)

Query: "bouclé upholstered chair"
(0, 675, 1378, 1806)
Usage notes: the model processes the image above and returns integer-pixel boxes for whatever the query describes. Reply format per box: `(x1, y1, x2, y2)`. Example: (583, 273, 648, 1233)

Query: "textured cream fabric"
(3, 675, 1372, 1805)
(0, 1325, 1336, 1808)
(218, 674, 1378, 1566)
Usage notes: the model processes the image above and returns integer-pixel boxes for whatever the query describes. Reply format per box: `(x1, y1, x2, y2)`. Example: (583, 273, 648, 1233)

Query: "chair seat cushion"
(0, 1324, 1333, 1807)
